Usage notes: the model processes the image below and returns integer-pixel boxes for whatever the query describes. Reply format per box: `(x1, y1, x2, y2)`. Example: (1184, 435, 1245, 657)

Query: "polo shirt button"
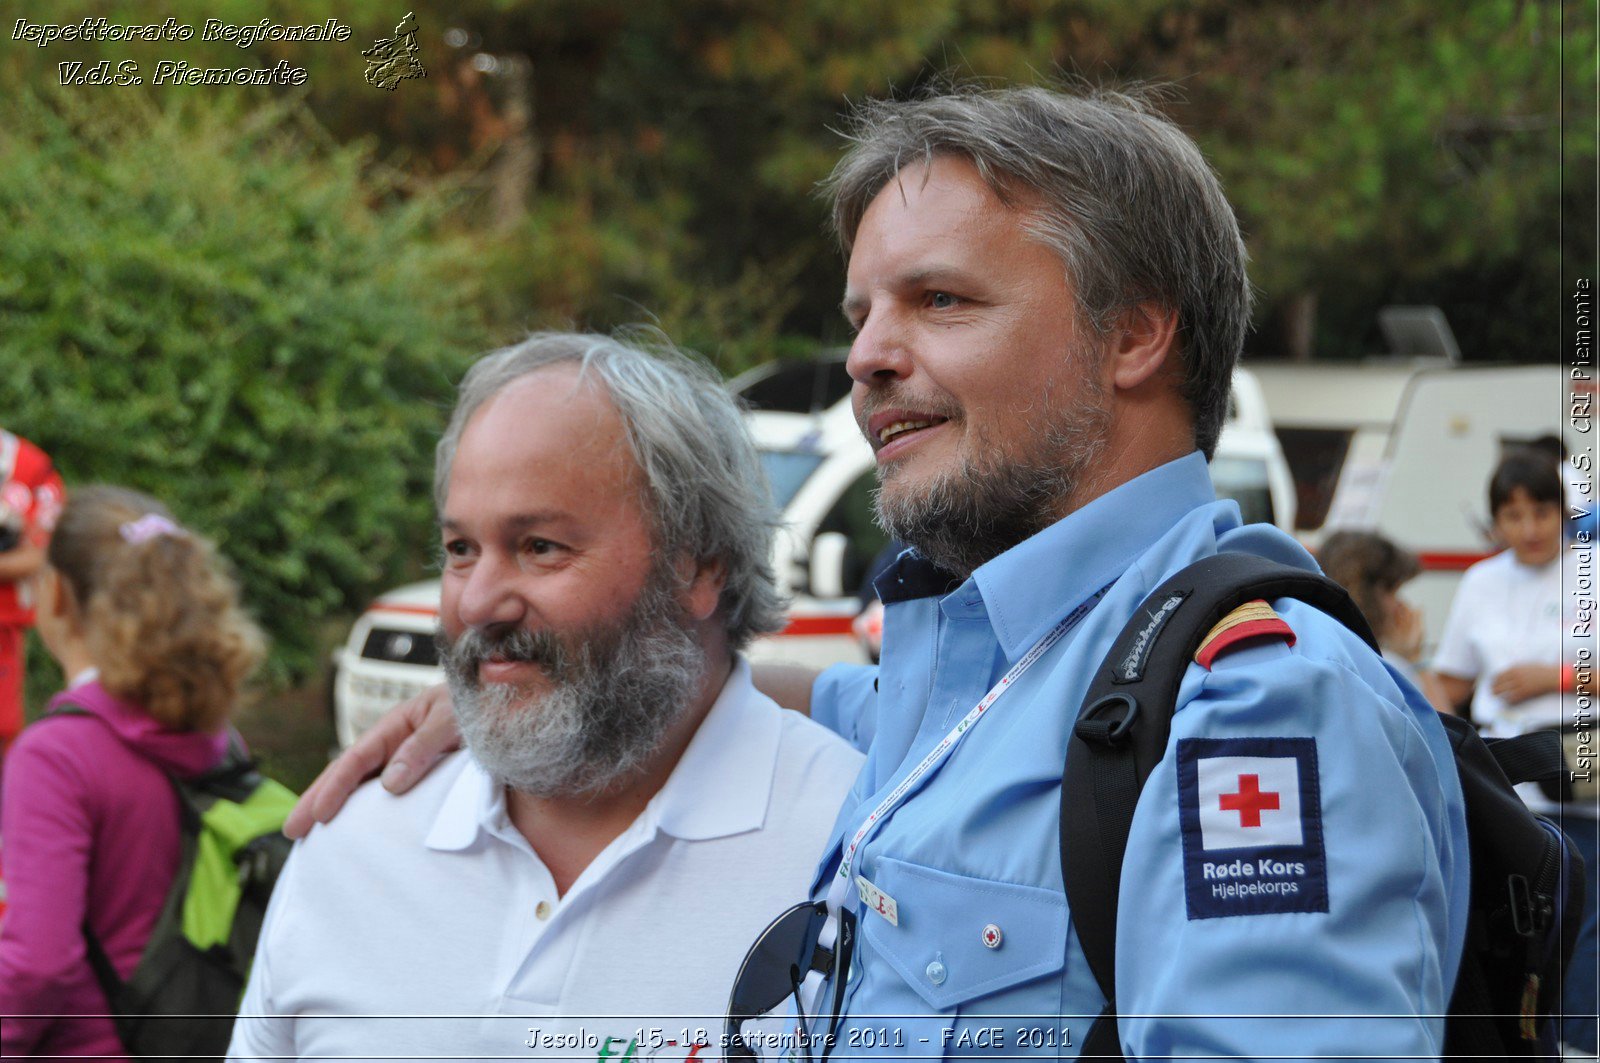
(925, 960, 947, 985)
(535, 901, 552, 920)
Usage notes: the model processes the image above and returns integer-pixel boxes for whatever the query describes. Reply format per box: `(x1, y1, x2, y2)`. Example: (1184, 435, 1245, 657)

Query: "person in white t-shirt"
(227, 334, 864, 1062)
(1432, 451, 1593, 736)
(1430, 448, 1597, 1053)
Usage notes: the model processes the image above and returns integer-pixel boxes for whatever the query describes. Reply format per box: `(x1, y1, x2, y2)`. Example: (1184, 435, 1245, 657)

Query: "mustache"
(436, 625, 568, 687)
(855, 385, 963, 430)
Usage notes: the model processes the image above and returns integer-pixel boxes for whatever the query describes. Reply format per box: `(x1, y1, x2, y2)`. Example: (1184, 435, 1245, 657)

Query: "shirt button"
(535, 901, 552, 920)
(925, 960, 947, 985)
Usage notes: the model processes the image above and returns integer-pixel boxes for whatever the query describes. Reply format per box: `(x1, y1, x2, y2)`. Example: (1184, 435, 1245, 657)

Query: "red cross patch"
(1177, 736, 1328, 919)
(1197, 757, 1303, 849)
(1218, 773, 1281, 828)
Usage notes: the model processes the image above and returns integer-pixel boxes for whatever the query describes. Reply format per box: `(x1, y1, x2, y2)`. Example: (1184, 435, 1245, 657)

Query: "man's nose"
(453, 553, 527, 631)
(845, 310, 914, 387)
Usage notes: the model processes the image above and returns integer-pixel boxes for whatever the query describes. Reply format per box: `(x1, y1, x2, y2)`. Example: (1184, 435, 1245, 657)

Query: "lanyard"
(796, 578, 1113, 1033)
(822, 582, 1110, 915)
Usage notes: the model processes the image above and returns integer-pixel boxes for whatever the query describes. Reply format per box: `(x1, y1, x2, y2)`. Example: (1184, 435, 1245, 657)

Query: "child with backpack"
(0, 486, 266, 1059)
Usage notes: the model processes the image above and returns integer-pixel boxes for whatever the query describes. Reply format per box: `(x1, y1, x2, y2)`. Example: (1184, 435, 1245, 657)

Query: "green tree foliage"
(3, 2, 1583, 365)
(1171, 0, 1575, 359)
(364, 0, 1583, 363)
(0, 5, 1588, 712)
(0, 89, 488, 683)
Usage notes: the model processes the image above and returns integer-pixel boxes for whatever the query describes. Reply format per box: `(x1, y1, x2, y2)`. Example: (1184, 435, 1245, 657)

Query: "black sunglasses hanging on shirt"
(725, 901, 857, 1063)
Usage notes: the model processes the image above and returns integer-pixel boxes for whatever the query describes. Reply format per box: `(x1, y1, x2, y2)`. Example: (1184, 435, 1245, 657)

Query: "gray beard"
(873, 379, 1111, 579)
(439, 572, 703, 799)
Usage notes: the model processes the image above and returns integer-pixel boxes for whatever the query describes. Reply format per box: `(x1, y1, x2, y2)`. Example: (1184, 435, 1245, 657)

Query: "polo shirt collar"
(424, 657, 780, 851)
(650, 657, 782, 840)
(424, 755, 501, 852)
(973, 451, 1218, 663)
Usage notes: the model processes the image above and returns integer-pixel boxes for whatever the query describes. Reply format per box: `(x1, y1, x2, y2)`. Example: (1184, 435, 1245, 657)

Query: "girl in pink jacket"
(0, 486, 264, 1060)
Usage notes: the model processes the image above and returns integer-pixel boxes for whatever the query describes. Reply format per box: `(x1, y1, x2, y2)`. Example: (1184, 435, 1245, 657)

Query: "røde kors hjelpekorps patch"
(1177, 737, 1327, 920)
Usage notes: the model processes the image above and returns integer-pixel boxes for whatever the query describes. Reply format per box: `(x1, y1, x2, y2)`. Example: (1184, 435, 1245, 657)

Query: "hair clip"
(119, 514, 186, 545)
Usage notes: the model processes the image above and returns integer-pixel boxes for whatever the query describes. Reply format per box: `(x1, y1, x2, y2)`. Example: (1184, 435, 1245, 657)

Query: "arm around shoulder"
(804, 663, 879, 754)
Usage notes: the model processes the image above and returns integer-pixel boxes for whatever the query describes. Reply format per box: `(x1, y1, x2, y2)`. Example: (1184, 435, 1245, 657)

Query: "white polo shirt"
(1432, 547, 1592, 737)
(1432, 546, 1595, 813)
(228, 660, 863, 1063)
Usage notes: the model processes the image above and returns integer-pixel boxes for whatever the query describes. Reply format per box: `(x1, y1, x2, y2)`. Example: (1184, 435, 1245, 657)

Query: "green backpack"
(50, 706, 297, 1061)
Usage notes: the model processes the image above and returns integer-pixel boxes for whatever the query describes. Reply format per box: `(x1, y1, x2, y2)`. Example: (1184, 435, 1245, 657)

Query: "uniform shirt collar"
(874, 545, 963, 604)
(425, 656, 781, 851)
(972, 451, 1218, 663)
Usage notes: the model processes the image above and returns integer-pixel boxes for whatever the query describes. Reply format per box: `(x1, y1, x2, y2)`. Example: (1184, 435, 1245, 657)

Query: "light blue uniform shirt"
(808, 452, 1469, 1059)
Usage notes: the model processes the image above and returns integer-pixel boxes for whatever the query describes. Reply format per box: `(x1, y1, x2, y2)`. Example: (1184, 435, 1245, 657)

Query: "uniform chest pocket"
(860, 855, 1068, 1011)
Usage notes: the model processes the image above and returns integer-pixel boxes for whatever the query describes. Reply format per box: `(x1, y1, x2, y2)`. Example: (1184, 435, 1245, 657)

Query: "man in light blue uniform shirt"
(807, 460, 1467, 1057)
(792, 85, 1470, 1058)
(293, 84, 1472, 1059)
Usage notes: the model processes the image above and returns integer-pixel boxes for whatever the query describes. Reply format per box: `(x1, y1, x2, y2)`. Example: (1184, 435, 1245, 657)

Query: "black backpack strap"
(1060, 553, 1375, 1059)
(1486, 730, 1567, 786)
(80, 918, 119, 991)
(40, 702, 208, 1052)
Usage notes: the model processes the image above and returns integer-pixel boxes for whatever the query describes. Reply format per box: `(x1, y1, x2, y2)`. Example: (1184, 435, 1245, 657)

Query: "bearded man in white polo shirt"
(227, 333, 863, 1062)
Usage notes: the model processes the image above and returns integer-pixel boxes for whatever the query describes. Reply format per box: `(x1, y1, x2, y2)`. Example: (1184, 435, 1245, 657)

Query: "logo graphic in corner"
(363, 12, 427, 91)
(1178, 737, 1327, 920)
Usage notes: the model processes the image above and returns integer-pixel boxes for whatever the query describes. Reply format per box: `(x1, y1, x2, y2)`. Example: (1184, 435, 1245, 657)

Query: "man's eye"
(523, 538, 556, 556)
(441, 539, 471, 561)
(929, 291, 958, 309)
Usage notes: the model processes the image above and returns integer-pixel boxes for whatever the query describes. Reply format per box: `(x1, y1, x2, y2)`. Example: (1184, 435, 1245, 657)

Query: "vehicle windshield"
(1210, 455, 1276, 527)
(759, 450, 826, 509)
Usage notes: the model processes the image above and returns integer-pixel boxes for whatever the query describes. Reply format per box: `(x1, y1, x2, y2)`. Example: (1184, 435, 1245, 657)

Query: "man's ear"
(1107, 303, 1181, 391)
(675, 554, 726, 623)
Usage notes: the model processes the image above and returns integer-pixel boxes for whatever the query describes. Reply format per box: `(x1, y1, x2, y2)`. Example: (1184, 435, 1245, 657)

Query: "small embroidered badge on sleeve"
(1177, 736, 1328, 919)
(1194, 599, 1295, 669)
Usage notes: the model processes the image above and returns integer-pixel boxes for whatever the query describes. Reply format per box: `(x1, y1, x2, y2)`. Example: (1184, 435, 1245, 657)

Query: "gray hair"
(435, 331, 786, 650)
(824, 83, 1252, 459)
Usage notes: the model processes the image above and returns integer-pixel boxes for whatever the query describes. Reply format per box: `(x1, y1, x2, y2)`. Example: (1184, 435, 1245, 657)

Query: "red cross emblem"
(1218, 773, 1280, 828)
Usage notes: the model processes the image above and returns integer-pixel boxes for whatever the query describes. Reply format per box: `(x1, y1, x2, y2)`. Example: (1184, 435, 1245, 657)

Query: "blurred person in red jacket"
(0, 429, 65, 762)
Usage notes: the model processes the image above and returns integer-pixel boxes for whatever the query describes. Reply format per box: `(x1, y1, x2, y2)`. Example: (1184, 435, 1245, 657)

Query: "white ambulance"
(1248, 358, 1583, 647)
(330, 359, 1296, 747)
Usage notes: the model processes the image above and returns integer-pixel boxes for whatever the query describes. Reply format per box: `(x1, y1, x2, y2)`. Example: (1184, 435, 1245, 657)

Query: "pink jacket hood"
(45, 680, 230, 778)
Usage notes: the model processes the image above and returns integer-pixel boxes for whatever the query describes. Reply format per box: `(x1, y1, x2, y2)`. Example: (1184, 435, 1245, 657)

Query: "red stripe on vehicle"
(778, 615, 857, 637)
(1416, 552, 1493, 572)
(369, 602, 441, 617)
